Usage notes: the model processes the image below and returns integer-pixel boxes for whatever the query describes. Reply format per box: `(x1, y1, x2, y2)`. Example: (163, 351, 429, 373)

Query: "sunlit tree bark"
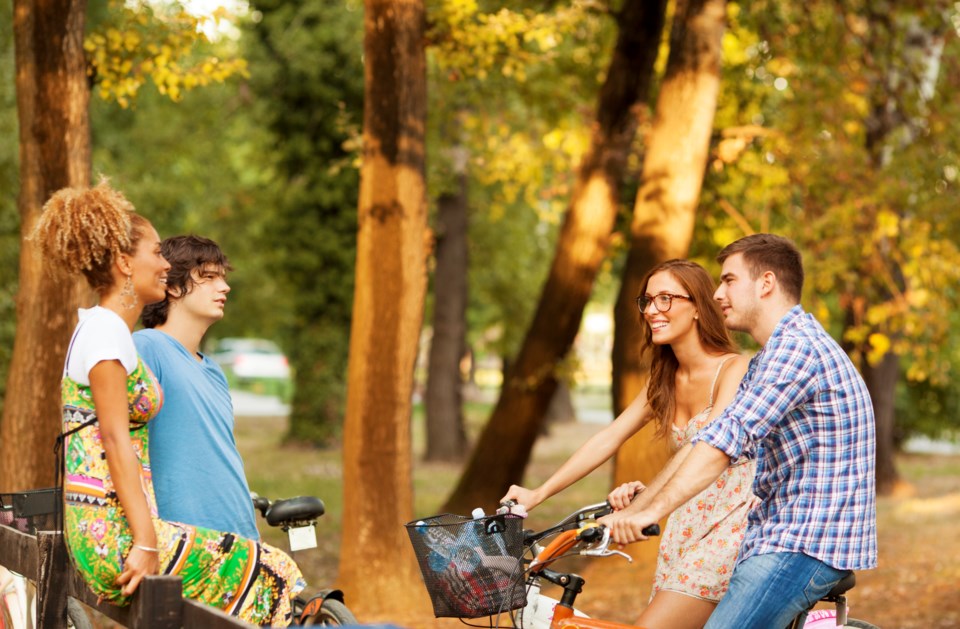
(610, 0, 728, 553)
(0, 0, 89, 492)
(335, 0, 430, 616)
(443, 0, 668, 513)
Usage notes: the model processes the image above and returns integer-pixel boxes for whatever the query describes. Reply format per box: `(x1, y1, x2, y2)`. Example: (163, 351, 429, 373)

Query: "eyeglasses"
(636, 293, 692, 313)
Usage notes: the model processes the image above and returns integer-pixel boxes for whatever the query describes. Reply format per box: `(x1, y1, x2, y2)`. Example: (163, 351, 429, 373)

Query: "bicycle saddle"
(266, 496, 325, 526)
(823, 573, 856, 599)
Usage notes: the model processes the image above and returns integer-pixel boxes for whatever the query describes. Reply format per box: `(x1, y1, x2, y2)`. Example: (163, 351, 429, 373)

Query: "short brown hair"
(32, 180, 151, 294)
(717, 233, 804, 303)
(141, 235, 232, 328)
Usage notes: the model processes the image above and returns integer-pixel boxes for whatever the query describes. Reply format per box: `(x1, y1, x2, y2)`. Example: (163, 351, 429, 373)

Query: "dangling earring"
(120, 274, 137, 310)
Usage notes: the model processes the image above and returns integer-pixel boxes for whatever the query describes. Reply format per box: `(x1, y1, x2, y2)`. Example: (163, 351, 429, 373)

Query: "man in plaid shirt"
(604, 234, 877, 629)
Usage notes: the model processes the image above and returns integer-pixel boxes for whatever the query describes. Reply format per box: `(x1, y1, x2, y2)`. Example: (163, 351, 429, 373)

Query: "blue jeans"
(704, 552, 851, 629)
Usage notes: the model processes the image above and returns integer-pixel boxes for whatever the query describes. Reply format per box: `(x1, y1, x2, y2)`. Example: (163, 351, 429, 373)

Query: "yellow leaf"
(876, 210, 899, 238)
(866, 333, 891, 366)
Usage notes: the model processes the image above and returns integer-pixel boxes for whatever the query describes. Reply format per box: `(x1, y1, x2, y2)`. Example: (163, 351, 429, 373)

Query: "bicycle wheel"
(300, 599, 358, 626)
(842, 620, 879, 628)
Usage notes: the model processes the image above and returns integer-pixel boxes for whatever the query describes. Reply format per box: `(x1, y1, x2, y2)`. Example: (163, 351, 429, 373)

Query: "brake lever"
(578, 527, 633, 563)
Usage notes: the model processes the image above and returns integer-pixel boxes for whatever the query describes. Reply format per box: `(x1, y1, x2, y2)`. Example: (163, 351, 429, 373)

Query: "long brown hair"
(639, 259, 739, 438)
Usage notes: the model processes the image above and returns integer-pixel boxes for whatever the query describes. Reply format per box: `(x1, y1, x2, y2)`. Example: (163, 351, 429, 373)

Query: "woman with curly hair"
(35, 180, 305, 626)
(502, 259, 756, 629)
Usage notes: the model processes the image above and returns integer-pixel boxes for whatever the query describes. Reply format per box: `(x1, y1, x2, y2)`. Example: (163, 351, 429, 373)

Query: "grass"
(236, 399, 615, 593)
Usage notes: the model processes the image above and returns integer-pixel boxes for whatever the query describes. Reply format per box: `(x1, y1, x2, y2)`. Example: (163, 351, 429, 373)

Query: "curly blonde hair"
(32, 180, 151, 293)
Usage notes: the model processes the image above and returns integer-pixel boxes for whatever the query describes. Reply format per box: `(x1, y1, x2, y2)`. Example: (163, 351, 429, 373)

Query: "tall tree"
(841, 1, 950, 493)
(610, 0, 728, 513)
(716, 0, 960, 493)
(0, 0, 90, 491)
(424, 146, 470, 461)
(335, 0, 429, 616)
(443, 0, 668, 513)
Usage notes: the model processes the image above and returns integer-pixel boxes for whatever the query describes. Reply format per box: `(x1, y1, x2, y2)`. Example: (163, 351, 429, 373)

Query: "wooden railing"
(0, 522, 249, 628)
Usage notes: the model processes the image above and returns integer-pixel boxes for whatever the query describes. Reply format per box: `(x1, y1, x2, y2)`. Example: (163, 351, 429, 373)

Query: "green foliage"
(698, 0, 960, 436)
(0, 3, 18, 420)
(426, 0, 617, 364)
(244, 0, 364, 446)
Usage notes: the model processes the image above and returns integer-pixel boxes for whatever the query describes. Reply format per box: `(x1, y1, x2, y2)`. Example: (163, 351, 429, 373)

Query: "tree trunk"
(861, 351, 899, 495)
(424, 167, 469, 461)
(443, 0, 667, 514)
(335, 0, 429, 617)
(610, 0, 727, 556)
(839, 6, 946, 495)
(0, 0, 90, 492)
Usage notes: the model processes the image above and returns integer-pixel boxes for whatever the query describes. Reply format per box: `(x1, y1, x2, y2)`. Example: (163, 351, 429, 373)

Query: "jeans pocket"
(803, 565, 849, 607)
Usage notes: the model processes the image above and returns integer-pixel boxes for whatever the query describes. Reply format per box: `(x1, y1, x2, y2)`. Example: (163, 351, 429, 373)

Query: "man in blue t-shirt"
(134, 236, 260, 540)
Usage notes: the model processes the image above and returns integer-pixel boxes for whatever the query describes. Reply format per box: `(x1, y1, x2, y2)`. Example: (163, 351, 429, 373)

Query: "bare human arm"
(501, 389, 655, 512)
(89, 360, 159, 596)
(601, 354, 750, 542)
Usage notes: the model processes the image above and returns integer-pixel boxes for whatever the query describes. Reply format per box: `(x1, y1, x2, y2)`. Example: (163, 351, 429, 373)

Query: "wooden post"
(129, 575, 183, 628)
(36, 530, 70, 627)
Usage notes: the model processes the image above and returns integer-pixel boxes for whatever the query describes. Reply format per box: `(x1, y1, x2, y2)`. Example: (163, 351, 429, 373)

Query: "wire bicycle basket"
(405, 512, 527, 618)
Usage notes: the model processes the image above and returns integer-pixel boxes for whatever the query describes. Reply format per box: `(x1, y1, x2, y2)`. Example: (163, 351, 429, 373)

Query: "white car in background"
(208, 337, 291, 380)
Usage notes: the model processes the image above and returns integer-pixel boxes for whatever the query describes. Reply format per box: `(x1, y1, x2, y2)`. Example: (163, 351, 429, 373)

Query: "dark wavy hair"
(639, 259, 739, 439)
(141, 235, 232, 328)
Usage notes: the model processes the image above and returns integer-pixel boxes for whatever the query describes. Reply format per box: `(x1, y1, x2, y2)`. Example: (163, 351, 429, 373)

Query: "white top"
(65, 306, 137, 385)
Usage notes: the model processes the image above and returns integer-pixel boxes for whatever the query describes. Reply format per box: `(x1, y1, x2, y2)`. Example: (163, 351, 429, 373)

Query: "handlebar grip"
(252, 495, 271, 516)
(642, 523, 660, 536)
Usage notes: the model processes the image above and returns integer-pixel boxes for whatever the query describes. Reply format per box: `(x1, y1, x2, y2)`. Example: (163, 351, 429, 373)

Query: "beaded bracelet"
(132, 544, 159, 553)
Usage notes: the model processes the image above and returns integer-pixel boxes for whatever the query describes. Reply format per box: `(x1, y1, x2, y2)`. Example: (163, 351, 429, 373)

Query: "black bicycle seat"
(266, 496, 325, 526)
(823, 573, 856, 599)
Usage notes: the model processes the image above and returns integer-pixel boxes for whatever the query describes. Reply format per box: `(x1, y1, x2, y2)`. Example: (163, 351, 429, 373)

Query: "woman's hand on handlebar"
(500, 485, 543, 512)
(607, 481, 645, 511)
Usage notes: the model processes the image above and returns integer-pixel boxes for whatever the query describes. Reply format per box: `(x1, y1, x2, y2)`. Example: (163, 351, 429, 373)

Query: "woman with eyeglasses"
(502, 259, 756, 629)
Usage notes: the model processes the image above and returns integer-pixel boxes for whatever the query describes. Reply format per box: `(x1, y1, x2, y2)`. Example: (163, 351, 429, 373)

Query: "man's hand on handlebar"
(607, 481, 646, 511)
(598, 510, 659, 545)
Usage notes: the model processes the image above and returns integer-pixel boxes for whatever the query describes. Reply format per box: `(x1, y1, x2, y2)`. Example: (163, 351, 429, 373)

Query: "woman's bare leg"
(635, 590, 717, 629)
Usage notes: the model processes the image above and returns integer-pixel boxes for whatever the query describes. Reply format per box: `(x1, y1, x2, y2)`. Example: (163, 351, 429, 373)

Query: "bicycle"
(407, 501, 878, 629)
(251, 493, 358, 626)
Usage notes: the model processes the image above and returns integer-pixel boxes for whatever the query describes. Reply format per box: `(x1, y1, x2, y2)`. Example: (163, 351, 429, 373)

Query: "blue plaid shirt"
(694, 306, 877, 570)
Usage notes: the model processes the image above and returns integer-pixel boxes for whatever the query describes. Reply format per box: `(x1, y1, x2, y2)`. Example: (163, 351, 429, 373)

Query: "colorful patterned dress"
(652, 358, 756, 602)
(62, 354, 305, 625)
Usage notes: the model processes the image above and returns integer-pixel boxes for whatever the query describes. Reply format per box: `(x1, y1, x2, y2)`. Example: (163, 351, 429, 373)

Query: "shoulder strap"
(63, 315, 88, 377)
(708, 356, 736, 406)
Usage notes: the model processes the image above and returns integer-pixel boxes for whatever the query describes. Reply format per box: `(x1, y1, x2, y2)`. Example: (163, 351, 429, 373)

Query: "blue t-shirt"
(134, 328, 260, 540)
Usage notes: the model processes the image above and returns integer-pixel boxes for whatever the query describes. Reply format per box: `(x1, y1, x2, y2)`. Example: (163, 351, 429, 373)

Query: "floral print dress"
(62, 353, 305, 625)
(652, 358, 756, 602)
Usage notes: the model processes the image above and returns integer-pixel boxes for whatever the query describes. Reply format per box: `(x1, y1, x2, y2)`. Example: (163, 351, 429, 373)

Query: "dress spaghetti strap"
(708, 355, 736, 407)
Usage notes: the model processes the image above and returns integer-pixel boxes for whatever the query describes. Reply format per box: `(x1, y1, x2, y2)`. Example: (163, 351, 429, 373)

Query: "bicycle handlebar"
(503, 500, 660, 574)
(509, 500, 659, 546)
